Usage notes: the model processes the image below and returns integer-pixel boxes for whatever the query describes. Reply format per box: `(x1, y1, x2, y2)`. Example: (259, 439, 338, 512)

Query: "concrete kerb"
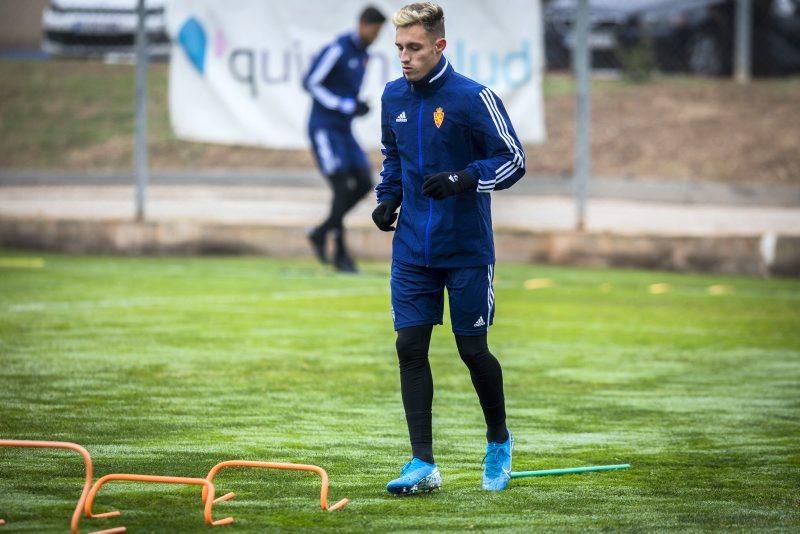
(3, 170, 799, 207)
(1, 217, 798, 276)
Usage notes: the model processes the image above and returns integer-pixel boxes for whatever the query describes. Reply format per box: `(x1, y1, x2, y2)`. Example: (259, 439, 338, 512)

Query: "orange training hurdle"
(0, 439, 122, 534)
(203, 461, 350, 512)
(2, 440, 348, 529)
(83, 474, 234, 529)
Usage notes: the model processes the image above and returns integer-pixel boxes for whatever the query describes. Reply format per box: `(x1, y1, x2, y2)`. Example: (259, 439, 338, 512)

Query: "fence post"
(134, 0, 149, 221)
(574, 0, 591, 231)
(734, 0, 752, 84)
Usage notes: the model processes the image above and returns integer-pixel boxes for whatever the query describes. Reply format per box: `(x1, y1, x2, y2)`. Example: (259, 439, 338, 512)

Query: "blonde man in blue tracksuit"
(372, 2, 525, 494)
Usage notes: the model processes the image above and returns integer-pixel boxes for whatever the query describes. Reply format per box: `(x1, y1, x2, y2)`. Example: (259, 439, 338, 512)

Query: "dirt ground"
(1, 61, 798, 186)
(528, 76, 800, 185)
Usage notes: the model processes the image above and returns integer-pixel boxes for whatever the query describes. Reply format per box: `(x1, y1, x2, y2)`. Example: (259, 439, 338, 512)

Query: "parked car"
(42, 0, 169, 58)
(544, 0, 800, 76)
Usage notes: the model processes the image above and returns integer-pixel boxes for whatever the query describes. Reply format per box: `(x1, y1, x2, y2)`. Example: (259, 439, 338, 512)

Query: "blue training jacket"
(376, 55, 526, 268)
(303, 32, 369, 128)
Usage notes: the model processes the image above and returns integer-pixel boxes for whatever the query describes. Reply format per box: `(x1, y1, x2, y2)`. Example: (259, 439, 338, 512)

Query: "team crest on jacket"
(433, 107, 444, 128)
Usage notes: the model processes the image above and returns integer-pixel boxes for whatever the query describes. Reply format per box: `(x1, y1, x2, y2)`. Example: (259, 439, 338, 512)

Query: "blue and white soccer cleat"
(482, 430, 513, 491)
(386, 457, 441, 495)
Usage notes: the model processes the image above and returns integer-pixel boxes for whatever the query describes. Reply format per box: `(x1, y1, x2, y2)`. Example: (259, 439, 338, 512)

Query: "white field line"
(269, 286, 386, 300)
(4, 286, 386, 313)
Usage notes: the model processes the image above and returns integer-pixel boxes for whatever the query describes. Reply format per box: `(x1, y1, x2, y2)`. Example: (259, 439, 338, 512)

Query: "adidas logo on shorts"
(396, 111, 407, 123)
(473, 316, 486, 327)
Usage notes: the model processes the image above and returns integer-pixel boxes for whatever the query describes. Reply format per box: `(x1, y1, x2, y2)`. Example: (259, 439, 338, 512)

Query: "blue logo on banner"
(178, 17, 206, 74)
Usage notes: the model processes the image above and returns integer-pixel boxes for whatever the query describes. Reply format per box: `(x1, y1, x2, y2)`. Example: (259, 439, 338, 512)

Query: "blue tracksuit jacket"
(303, 32, 368, 128)
(376, 55, 526, 268)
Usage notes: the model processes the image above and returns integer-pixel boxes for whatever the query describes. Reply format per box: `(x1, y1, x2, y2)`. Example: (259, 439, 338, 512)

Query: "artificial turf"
(0, 250, 798, 532)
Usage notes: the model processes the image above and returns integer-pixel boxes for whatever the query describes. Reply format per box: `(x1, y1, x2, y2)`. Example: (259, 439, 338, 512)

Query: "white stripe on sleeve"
(307, 44, 350, 112)
(481, 89, 524, 175)
(477, 88, 525, 192)
(484, 91, 524, 177)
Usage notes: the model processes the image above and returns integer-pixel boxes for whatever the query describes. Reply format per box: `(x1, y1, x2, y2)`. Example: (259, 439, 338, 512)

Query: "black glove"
(354, 100, 370, 117)
(372, 200, 399, 231)
(421, 169, 476, 200)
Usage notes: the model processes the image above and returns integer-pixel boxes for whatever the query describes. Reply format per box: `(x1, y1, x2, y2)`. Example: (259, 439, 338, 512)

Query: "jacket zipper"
(419, 96, 432, 267)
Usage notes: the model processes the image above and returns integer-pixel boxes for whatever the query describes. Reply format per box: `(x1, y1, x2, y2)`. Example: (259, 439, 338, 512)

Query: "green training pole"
(510, 463, 630, 479)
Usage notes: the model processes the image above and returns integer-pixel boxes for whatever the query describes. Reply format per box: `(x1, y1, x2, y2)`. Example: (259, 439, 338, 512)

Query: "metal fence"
(2, 0, 799, 226)
(547, 0, 800, 226)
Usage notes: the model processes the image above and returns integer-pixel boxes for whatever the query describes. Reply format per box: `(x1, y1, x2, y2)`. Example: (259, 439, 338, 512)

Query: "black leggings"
(395, 326, 508, 464)
(318, 166, 372, 236)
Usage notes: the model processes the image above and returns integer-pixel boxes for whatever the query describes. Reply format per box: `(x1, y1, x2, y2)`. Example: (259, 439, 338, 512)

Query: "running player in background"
(303, 6, 386, 273)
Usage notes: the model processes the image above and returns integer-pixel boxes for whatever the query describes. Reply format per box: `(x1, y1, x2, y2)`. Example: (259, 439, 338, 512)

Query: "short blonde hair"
(392, 2, 445, 38)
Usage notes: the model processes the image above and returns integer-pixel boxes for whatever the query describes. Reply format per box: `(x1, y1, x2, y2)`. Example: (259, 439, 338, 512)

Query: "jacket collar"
(408, 55, 452, 94)
(349, 31, 367, 51)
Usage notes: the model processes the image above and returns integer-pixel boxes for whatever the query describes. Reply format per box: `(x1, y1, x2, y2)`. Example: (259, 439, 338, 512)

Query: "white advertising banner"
(166, 0, 545, 149)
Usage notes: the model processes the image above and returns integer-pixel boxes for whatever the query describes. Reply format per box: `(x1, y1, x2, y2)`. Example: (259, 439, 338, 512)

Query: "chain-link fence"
(544, 0, 800, 79)
(529, 0, 800, 197)
(1, 1, 799, 197)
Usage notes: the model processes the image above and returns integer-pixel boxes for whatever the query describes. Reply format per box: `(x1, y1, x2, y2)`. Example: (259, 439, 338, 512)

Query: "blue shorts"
(309, 124, 368, 176)
(390, 260, 495, 336)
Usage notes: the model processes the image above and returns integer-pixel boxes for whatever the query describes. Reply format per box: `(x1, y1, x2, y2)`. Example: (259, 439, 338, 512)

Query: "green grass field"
(1, 250, 798, 532)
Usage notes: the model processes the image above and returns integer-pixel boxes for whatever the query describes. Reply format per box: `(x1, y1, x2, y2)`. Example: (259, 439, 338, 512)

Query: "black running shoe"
(334, 249, 359, 273)
(308, 227, 328, 264)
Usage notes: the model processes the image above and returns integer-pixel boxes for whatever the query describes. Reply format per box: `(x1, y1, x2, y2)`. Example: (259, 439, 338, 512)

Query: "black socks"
(396, 325, 435, 464)
(395, 327, 509, 464)
(455, 334, 509, 444)
(318, 167, 373, 236)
